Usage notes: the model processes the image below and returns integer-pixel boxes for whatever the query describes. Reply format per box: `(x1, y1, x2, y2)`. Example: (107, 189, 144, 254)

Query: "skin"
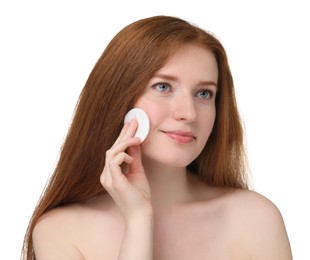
(33, 44, 292, 259)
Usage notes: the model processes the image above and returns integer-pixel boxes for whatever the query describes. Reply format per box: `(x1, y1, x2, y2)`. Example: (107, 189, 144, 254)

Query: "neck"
(142, 156, 194, 209)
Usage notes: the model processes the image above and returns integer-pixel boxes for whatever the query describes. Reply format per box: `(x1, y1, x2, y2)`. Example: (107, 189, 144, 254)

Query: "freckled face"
(134, 44, 218, 168)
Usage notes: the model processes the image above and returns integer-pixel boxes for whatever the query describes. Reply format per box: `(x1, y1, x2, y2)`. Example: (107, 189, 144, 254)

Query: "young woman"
(22, 15, 292, 259)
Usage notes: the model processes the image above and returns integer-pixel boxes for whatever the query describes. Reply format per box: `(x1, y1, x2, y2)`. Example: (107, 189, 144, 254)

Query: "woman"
(22, 15, 292, 259)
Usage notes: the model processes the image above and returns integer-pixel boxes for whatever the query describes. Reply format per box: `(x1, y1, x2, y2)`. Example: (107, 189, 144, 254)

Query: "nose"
(172, 92, 197, 122)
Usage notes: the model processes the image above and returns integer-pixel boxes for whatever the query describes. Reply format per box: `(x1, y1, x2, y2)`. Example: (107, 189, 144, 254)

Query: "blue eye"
(197, 89, 213, 99)
(155, 83, 170, 92)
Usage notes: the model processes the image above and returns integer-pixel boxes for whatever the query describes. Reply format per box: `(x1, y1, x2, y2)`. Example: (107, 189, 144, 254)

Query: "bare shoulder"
(33, 203, 85, 259)
(227, 189, 293, 259)
(33, 193, 124, 259)
(228, 189, 288, 227)
(228, 188, 283, 216)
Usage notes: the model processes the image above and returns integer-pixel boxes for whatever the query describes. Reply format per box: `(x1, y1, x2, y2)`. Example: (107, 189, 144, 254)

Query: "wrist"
(126, 207, 154, 222)
(122, 200, 154, 220)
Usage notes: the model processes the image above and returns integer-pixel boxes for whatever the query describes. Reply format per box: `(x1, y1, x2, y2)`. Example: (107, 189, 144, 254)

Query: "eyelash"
(153, 82, 171, 92)
(152, 82, 215, 100)
(197, 89, 214, 100)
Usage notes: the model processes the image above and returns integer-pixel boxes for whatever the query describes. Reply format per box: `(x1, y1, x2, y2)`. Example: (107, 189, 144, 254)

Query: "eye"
(197, 89, 214, 99)
(154, 83, 171, 92)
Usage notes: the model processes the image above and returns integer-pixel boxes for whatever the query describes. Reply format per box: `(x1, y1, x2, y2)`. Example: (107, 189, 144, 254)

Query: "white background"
(1, 0, 309, 259)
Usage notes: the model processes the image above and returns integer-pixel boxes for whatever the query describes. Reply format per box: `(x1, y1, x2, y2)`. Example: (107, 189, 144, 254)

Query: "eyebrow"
(153, 73, 218, 89)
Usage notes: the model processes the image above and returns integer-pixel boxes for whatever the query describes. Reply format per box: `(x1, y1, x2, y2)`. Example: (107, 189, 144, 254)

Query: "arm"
(244, 192, 293, 259)
(253, 206, 292, 259)
(118, 212, 154, 259)
(32, 210, 84, 260)
(101, 119, 153, 260)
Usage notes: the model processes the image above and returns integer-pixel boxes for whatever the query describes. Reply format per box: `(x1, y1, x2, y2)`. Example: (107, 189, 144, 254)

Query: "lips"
(163, 130, 195, 144)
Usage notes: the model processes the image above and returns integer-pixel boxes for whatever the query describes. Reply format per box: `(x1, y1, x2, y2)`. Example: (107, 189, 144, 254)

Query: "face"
(134, 44, 218, 168)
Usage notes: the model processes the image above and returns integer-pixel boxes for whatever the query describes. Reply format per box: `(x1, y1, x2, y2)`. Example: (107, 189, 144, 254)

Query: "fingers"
(102, 152, 133, 190)
(101, 120, 140, 187)
(100, 119, 152, 218)
(113, 119, 140, 148)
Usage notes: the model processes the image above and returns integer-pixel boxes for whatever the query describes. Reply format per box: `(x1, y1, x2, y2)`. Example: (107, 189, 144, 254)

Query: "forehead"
(155, 44, 218, 83)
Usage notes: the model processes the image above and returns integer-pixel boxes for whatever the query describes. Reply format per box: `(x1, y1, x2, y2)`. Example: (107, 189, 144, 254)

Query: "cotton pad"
(124, 108, 150, 143)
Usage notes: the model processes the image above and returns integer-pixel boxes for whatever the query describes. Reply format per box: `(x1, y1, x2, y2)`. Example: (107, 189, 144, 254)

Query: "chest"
(79, 203, 250, 260)
(152, 207, 248, 260)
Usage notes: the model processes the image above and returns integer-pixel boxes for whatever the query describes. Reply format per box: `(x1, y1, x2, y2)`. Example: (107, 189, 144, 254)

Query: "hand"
(100, 120, 152, 219)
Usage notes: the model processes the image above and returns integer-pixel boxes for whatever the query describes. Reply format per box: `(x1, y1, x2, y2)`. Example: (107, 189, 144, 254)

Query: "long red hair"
(22, 15, 248, 259)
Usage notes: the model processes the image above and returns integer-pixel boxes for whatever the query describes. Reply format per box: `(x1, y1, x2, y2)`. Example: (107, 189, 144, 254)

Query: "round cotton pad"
(124, 108, 150, 143)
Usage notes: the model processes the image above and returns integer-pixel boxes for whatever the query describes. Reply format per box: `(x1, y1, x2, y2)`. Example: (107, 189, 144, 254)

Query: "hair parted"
(22, 15, 248, 259)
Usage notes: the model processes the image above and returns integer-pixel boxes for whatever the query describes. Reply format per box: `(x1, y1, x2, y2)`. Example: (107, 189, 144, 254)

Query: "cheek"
(199, 107, 216, 139)
(209, 108, 216, 131)
(134, 99, 168, 128)
(209, 107, 216, 127)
